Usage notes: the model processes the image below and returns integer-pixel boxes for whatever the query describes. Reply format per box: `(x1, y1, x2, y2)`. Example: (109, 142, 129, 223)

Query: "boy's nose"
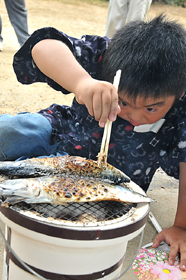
(128, 111, 142, 122)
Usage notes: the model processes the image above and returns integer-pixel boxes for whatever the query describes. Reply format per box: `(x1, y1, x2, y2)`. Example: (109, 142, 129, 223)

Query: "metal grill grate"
(0, 197, 136, 227)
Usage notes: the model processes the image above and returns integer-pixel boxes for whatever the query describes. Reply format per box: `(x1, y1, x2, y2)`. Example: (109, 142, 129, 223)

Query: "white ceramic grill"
(0, 180, 150, 280)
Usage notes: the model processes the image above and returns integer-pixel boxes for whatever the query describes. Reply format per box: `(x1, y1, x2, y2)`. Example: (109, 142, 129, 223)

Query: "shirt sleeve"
(13, 27, 109, 94)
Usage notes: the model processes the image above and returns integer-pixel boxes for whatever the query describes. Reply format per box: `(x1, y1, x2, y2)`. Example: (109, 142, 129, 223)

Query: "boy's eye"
(146, 107, 157, 113)
(118, 100, 127, 108)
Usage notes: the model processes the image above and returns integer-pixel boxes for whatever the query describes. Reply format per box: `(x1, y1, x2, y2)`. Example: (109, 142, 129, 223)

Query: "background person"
(0, 0, 29, 51)
(105, 0, 152, 38)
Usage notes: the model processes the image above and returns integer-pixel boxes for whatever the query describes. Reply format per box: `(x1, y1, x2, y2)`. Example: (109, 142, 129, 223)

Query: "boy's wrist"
(173, 220, 186, 230)
(73, 76, 93, 100)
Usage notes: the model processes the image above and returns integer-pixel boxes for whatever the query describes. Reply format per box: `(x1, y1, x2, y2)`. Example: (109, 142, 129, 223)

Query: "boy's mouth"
(129, 121, 143, 126)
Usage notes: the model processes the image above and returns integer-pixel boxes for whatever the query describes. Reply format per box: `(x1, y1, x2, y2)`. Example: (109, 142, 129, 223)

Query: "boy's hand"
(152, 226, 186, 271)
(74, 78, 120, 127)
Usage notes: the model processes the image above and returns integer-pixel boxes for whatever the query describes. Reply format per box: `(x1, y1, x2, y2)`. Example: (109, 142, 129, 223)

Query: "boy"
(1, 15, 186, 270)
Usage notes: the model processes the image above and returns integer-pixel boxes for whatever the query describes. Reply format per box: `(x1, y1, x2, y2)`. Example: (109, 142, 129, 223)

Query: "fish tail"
(101, 163, 130, 183)
(117, 185, 154, 203)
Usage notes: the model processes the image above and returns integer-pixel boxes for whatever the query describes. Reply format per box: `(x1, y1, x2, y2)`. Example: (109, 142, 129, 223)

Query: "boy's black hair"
(102, 14, 186, 100)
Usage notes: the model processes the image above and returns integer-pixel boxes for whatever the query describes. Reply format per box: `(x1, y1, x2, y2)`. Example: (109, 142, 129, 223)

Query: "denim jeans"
(0, 112, 66, 161)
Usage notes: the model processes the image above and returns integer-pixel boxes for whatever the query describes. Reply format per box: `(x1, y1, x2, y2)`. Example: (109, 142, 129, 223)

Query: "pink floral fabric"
(133, 248, 186, 280)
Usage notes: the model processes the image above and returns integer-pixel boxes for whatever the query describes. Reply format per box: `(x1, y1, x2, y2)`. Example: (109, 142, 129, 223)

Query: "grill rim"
(0, 201, 150, 240)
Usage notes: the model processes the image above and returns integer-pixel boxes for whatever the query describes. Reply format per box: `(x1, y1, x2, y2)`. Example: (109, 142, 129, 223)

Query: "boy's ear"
(179, 92, 185, 99)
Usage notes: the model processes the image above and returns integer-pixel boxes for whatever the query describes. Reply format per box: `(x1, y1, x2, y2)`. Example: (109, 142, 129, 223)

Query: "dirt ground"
(1, 0, 186, 115)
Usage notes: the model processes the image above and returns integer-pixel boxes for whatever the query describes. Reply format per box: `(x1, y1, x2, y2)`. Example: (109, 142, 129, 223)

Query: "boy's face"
(118, 94, 175, 126)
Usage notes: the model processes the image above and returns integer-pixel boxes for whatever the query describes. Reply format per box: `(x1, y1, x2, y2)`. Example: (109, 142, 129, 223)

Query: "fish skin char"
(0, 155, 130, 183)
(0, 175, 153, 206)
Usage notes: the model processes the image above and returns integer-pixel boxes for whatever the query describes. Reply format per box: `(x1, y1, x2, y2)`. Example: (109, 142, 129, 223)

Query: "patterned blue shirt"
(13, 27, 186, 191)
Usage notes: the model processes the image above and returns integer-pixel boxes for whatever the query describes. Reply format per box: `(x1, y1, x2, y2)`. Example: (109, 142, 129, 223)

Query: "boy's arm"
(152, 161, 186, 271)
(31, 39, 120, 127)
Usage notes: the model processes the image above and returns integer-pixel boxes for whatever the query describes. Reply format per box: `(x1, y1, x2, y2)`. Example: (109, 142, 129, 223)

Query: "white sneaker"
(0, 42, 2, 52)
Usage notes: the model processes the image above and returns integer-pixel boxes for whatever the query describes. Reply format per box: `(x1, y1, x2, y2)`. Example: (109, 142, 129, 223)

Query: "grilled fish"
(0, 175, 153, 206)
(0, 155, 130, 183)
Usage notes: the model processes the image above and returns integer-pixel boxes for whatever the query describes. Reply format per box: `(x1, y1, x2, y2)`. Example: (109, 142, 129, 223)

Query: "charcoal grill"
(0, 180, 150, 280)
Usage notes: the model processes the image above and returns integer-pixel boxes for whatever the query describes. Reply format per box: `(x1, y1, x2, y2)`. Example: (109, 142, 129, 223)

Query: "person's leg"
(127, 0, 152, 22)
(105, 0, 128, 38)
(0, 15, 3, 51)
(0, 113, 58, 161)
(0, 15, 3, 42)
(4, 0, 29, 46)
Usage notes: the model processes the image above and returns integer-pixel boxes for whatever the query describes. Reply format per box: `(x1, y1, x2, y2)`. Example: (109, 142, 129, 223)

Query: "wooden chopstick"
(98, 70, 121, 166)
